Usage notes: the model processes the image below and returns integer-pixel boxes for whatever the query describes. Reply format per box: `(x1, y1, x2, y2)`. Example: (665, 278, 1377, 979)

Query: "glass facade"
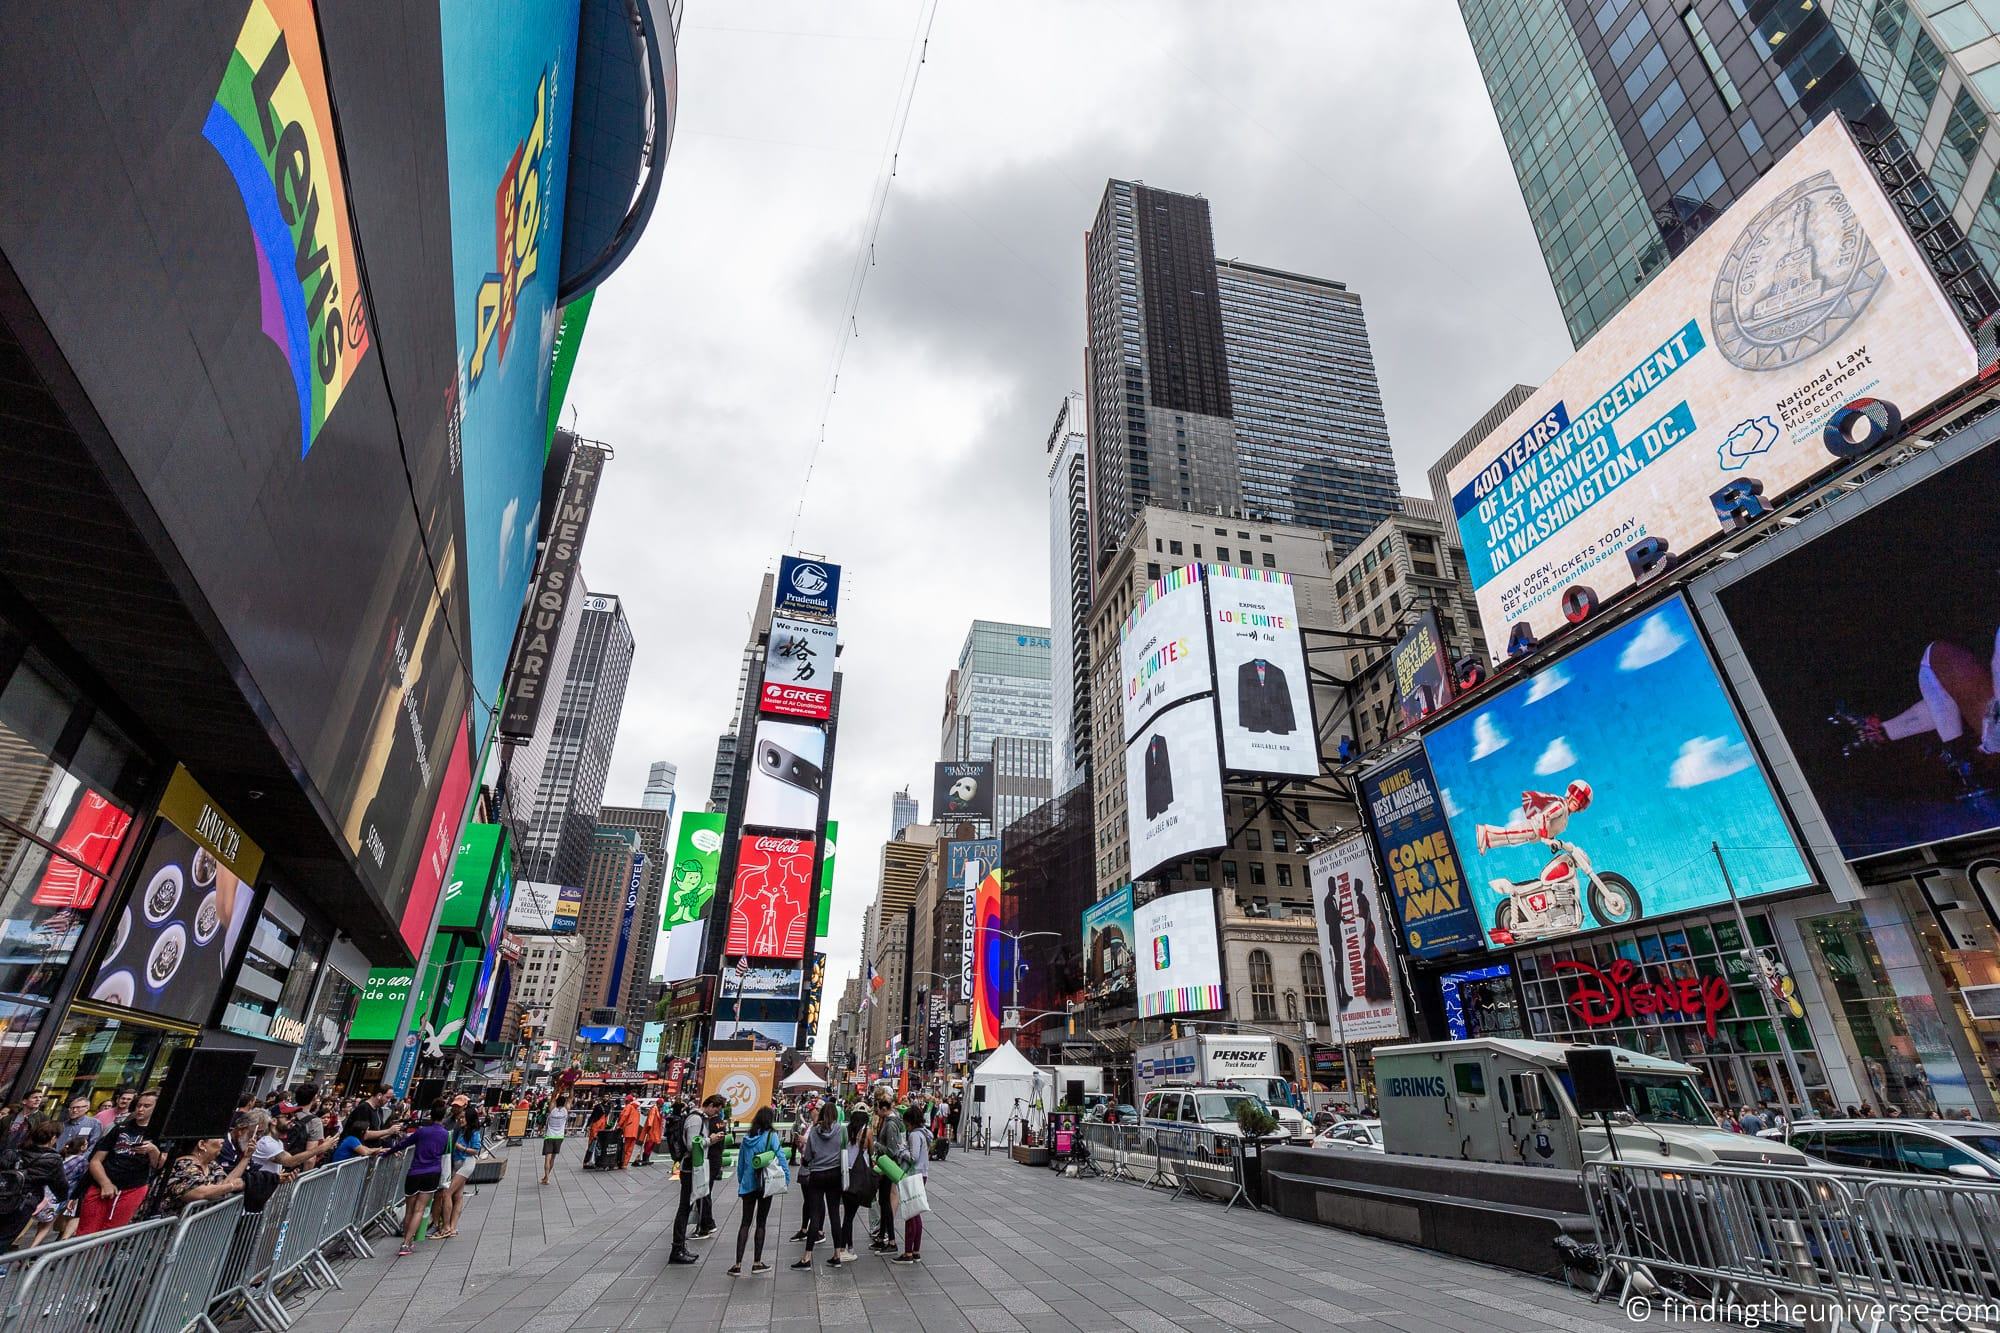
(944, 622, 1053, 764)
(1463, 0, 2000, 346)
(1462, 0, 1660, 343)
(1215, 263, 1400, 560)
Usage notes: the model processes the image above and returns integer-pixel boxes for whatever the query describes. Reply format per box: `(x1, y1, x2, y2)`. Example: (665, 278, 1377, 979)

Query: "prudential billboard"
(1445, 118, 1977, 659)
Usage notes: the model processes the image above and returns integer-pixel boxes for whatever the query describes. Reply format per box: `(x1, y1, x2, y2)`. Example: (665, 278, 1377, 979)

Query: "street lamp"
(968, 926, 1063, 1039)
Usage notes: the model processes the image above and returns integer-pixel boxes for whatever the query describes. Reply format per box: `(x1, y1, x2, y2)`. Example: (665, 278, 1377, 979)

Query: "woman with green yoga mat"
(729, 1106, 789, 1275)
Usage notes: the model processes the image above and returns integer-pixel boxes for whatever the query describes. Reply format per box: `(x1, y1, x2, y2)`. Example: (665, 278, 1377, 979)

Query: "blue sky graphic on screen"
(1422, 599, 1809, 949)
(441, 0, 580, 747)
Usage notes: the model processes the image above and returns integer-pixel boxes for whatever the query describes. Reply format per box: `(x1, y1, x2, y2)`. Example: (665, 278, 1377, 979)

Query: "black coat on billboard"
(1235, 659, 1296, 734)
(1144, 735, 1174, 819)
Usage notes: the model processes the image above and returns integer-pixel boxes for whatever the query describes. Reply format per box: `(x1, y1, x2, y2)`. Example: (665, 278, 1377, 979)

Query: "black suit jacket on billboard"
(1236, 659, 1296, 734)
(1143, 735, 1174, 819)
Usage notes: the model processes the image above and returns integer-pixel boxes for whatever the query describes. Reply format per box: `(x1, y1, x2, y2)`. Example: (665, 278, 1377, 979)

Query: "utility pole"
(1712, 842, 1810, 1127)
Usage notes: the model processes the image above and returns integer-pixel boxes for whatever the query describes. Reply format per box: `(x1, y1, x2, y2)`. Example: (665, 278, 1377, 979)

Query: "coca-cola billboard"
(724, 835, 815, 960)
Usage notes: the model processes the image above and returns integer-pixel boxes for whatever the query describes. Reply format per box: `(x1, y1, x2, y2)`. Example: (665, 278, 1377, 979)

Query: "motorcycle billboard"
(1421, 597, 1811, 949)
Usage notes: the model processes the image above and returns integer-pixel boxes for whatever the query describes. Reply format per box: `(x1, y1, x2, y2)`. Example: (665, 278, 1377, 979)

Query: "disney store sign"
(1551, 958, 1732, 1037)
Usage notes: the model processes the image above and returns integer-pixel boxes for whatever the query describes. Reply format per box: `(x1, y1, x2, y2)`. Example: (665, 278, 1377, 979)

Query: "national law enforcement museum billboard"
(1446, 118, 1977, 659)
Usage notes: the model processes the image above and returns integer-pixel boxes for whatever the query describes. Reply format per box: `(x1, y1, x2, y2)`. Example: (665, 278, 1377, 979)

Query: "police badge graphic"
(1711, 169, 1884, 370)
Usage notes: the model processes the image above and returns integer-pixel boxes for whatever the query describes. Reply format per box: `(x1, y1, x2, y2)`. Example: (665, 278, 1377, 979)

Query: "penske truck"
(1135, 1035, 1311, 1142)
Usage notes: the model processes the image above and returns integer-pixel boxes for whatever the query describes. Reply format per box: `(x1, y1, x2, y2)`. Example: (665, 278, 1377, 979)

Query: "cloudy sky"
(573, 2, 1574, 1047)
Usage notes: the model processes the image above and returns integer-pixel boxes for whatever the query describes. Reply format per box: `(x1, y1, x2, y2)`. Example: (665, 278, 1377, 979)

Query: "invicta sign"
(204, 0, 370, 457)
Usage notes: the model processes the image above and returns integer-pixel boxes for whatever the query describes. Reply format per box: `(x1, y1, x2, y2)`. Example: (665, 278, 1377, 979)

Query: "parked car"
(1138, 1085, 1285, 1152)
(1313, 1119, 1383, 1153)
(1783, 1119, 2000, 1179)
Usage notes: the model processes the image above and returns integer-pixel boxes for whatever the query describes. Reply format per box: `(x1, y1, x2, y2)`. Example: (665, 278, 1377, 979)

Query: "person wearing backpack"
(867, 1091, 905, 1254)
(665, 1096, 710, 1266)
(0, 1119, 67, 1253)
(728, 1106, 788, 1276)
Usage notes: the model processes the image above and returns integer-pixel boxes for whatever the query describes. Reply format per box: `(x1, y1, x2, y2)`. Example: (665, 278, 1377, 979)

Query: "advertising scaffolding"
(1445, 118, 1978, 659)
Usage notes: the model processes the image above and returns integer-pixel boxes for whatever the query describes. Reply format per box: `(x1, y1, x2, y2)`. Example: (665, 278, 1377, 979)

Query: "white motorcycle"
(1487, 838, 1641, 946)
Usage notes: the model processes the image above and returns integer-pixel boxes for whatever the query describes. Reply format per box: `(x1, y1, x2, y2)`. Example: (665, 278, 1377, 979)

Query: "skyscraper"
(940, 621, 1053, 765)
(707, 573, 775, 812)
(890, 787, 919, 841)
(1460, 0, 2000, 346)
(642, 761, 678, 813)
(1084, 181, 1240, 570)
(1046, 392, 1092, 792)
(595, 804, 671, 1035)
(1216, 261, 1399, 558)
(516, 591, 635, 890)
(1081, 180, 1401, 569)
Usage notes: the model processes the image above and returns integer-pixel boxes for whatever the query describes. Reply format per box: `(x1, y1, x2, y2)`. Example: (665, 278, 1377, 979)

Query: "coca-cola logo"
(753, 837, 806, 854)
(1552, 958, 1731, 1037)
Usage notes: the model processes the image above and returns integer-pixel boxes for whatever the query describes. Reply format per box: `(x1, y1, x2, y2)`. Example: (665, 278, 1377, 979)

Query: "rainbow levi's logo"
(203, 0, 368, 457)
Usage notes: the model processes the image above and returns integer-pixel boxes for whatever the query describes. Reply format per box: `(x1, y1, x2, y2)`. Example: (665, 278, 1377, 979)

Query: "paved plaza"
(281, 1137, 1715, 1332)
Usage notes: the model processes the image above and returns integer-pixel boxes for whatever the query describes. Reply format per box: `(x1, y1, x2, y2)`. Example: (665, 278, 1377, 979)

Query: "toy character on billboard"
(1473, 779, 1642, 945)
(1831, 628, 2000, 791)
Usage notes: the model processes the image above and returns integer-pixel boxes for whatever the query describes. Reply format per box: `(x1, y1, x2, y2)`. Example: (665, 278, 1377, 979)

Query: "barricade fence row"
(0, 1151, 414, 1333)
(1585, 1159, 2000, 1333)
(1075, 1122, 1250, 1211)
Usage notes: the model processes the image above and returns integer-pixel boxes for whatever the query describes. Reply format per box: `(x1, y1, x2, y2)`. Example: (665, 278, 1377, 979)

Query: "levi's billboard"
(1445, 118, 1977, 659)
(761, 615, 836, 719)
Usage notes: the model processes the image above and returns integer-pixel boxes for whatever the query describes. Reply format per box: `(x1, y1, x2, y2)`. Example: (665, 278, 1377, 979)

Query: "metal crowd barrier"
(1071, 1122, 1249, 1211)
(0, 1150, 421, 1333)
(1585, 1159, 2000, 1332)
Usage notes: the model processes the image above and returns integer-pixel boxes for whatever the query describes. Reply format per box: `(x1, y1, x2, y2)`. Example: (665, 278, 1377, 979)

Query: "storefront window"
(0, 649, 150, 1095)
(1805, 910, 1940, 1115)
(1517, 909, 1826, 1115)
(37, 1007, 192, 1112)
(1911, 905, 2000, 1113)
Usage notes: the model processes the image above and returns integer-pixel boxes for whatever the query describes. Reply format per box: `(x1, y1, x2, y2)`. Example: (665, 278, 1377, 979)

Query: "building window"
(1302, 953, 1329, 1023)
(1682, 6, 1741, 110)
(1246, 828, 1262, 851)
(1249, 950, 1277, 1021)
(1263, 553, 1276, 567)
(1272, 829, 1289, 853)
(1222, 860, 1238, 886)
(1250, 862, 1267, 886)
(1216, 549, 1229, 563)
(1275, 863, 1292, 888)
(1169, 541, 1182, 555)
(1147, 563, 1161, 580)
(1608, 9, 1650, 66)
(1193, 545, 1202, 558)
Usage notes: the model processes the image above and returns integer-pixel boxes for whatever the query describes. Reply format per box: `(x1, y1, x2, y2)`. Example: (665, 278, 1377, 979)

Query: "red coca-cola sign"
(1551, 957, 1732, 1037)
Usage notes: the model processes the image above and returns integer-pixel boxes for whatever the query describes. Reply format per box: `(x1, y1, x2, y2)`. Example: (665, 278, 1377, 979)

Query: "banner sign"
(638, 1021, 664, 1072)
(776, 556, 841, 618)
(1357, 750, 1483, 959)
(724, 836, 815, 959)
(1209, 569, 1316, 777)
(1083, 885, 1136, 1003)
(815, 822, 838, 937)
(500, 442, 604, 741)
(933, 760, 994, 823)
(761, 615, 836, 719)
(603, 851, 645, 1004)
(700, 1048, 777, 1124)
(665, 812, 725, 928)
(1309, 836, 1406, 1043)
(554, 885, 582, 933)
(1445, 119, 1977, 656)
(1390, 609, 1453, 730)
